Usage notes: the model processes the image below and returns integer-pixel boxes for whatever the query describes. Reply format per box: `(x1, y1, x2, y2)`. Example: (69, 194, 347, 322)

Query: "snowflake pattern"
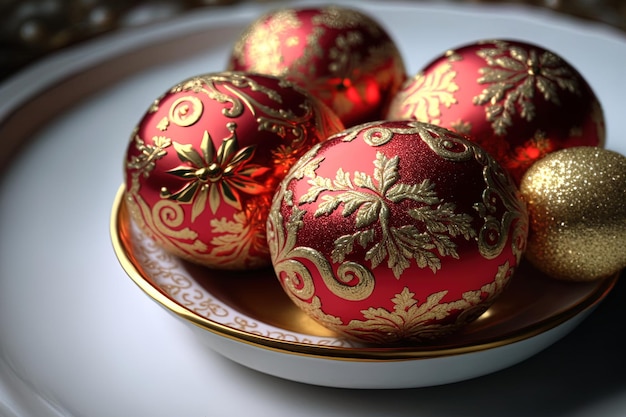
(473, 41, 580, 136)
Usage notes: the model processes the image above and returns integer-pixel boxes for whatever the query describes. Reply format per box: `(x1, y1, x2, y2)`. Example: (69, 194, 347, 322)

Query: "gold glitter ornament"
(520, 147, 626, 281)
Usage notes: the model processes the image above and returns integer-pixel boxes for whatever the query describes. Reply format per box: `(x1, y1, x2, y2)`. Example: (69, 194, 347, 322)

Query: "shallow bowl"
(110, 186, 617, 389)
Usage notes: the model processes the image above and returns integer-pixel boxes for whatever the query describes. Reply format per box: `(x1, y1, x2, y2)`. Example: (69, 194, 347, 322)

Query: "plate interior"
(113, 188, 617, 355)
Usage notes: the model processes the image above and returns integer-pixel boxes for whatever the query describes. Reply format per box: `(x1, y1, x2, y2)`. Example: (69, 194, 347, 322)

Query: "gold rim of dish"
(110, 185, 618, 361)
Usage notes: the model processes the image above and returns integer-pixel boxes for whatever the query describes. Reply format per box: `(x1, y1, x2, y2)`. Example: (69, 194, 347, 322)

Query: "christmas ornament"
(520, 147, 626, 282)
(228, 6, 406, 128)
(124, 71, 344, 270)
(267, 120, 528, 344)
(387, 39, 605, 184)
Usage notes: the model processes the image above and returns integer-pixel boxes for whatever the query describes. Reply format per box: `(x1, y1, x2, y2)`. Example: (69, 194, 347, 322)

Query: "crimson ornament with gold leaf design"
(124, 71, 344, 270)
(386, 39, 605, 185)
(228, 6, 406, 128)
(267, 120, 529, 344)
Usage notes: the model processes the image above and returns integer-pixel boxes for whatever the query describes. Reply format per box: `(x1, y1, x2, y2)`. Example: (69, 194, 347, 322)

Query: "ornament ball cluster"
(122, 5, 625, 345)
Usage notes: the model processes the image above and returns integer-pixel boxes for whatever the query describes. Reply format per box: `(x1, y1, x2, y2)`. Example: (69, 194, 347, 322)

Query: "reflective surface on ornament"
(228, 6, 406, 127)
(112, 186, 616, 387)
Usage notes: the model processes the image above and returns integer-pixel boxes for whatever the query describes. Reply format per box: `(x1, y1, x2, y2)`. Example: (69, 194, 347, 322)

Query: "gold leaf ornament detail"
(208, 209, 269, 269)
(173, 73, 319, 156)
(268, 201, 376, 303)
(125, 194, 207, 261)
(233, 9, 302, 75)
(331, 121, 526, 264)
(171, 73, 283, 120)
(396, 63, 459, 124)
(161, 124, 270, 221)
(126, 134, 172, 180)
(300, 151, 476, 278)
(416, 122, 528, 262)
(267, 146, 376, 303)
(312, 6, 380, 33)
(157, 118, 169, 132)
(339, 261, 514, 344)
(169, 96, 203, 127)
(449, 119, 472, 135)
(473, 41, 580, 136)
(125, 132, 207, 258)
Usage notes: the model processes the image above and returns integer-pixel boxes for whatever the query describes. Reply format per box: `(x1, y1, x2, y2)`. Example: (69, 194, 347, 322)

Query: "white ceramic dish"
(111, 187, 617, 388)
(1, 0, 626, 415)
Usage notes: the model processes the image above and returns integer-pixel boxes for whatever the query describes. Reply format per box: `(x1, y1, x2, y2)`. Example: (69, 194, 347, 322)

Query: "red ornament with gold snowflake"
(124, 71, 344, 270)
(228, 6, 406, 128)
(267, 120, 528, 344)
(386, 39, 605, 184)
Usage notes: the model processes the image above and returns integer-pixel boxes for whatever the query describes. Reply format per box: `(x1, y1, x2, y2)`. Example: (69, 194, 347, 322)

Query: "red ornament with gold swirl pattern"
(228, 6, 406, 128)
(266, 120, 528, 344)
(124, 71, 344, 270)
(386, 39, 605, 184)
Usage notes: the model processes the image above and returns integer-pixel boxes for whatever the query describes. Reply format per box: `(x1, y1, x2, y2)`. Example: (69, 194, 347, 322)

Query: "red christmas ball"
(124, 71, 344, 270)
(228, 6, 406, 128)
(267, 120, 528, 344)
(387, 39, 605, 184)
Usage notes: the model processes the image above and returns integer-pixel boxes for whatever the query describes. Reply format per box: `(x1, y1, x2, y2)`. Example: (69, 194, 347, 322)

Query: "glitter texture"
(520, 147, 626, 281)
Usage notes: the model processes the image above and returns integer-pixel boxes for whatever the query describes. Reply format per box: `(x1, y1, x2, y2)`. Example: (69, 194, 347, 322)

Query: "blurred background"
(1, 0, 626, 82)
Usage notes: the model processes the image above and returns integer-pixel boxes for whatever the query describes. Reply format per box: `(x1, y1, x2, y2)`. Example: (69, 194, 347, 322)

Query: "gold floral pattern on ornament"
(126, 133, 172, 181)
(393, 63, 459, 125)
(472, 40, 581, 136)
(207, 196, 273, 269)
(233, 9, 303, 74)
(299, 151, 476, 277)
(338, 261, 513, 344)
(160, 124, 269, 220)
(279, 256, 514, 344)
